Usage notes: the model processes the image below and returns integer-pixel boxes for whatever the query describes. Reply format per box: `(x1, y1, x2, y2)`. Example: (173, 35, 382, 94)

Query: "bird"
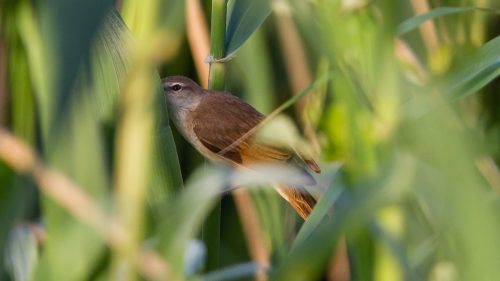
(162, 75, 321, 219)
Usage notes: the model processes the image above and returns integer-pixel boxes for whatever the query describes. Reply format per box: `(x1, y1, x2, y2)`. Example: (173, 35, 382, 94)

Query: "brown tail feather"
(274, 183, 316, 220)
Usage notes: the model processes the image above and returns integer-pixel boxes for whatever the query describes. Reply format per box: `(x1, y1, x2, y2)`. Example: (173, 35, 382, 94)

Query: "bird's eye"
(171, 84, 182, 91)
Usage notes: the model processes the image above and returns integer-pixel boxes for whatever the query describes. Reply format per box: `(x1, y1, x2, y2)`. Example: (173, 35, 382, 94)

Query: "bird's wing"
(192, 92, 291, 166)
(192, 92, 319, 220)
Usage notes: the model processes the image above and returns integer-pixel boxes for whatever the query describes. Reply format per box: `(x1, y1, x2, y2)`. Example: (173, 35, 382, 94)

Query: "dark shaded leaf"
(225, 0, 272, 55)
(397, 7, 475, 36)
(442, 36, 500, 99)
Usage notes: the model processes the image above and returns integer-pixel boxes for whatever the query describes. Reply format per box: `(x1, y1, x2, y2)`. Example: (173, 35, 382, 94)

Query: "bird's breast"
(171, 107, 229, 165)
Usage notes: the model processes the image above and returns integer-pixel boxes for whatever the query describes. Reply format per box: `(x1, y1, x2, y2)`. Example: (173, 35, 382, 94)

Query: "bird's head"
(162, 76, 203, 112)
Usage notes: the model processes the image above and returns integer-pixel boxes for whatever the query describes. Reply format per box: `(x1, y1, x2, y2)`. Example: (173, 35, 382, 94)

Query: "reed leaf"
(225, 0, 272, 56)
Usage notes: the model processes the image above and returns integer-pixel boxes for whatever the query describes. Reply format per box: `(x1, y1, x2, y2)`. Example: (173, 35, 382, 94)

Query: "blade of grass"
(232, 189, 270, 280)
(442, 35, 500, 99)
(16, 1, 54, 142)
(293, 165, 342, 247)
(4, 20, 36, 143)
(43, 1, 110, 134)
(225, 0, 271, 55)
(396, 6, 500, 36)
(271, 153, 416, 281)
(270, 178, 385, 281)
(235, 29, 274, 113)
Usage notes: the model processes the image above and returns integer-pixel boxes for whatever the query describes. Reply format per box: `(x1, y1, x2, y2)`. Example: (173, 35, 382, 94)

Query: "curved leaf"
(443, 35, 500, 99)
(293, 164, 342, 247)
(397, 7, 475, 36)
(225, 0, 272, 55)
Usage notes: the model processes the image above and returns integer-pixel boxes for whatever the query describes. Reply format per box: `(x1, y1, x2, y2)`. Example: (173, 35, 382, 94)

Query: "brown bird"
(162, 76, 321, 219)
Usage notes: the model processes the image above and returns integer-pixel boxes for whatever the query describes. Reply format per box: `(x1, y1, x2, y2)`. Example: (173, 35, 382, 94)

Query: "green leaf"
(89, 10, 131, 123)
(443, 35, 500, 99)
(21, 4, 112, 281)
(397, 7, 475, 36)
(225, 0, 272, 55)
(271, 154, 417, 281)
(156, 166, 229, 274)
(293, 165, 342, 247)
(206, 0, 228, 272)
(93, 9, 184, 219)
(270, 184, 382, 281)
(235, 29, 275, 113)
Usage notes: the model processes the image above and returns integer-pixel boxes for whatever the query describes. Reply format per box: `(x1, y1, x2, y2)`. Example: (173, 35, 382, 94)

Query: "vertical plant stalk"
(204, 0, 227, 272)
(8, 31, 36, 144)
(114, 64, 155, 280)
(16, 1, 54, 143)
(233, 189, 270, 281)
(208, 0, 226, 90)
(187, 0, 210, 88)
(221, 3, 272, 275)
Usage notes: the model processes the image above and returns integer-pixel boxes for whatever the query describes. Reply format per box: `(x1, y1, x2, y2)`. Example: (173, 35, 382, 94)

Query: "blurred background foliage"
(0, 0, 499, 280)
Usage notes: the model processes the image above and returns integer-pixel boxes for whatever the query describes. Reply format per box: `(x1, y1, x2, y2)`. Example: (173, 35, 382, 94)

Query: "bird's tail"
(274, 183, 317, 220)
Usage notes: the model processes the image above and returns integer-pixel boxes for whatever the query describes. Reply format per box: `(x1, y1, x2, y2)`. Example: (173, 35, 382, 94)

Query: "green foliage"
(442, 35, 500, 99)
(1, 0, 499, 280)
(397, 7, 476, 36)
(225, 0, 272, 56)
